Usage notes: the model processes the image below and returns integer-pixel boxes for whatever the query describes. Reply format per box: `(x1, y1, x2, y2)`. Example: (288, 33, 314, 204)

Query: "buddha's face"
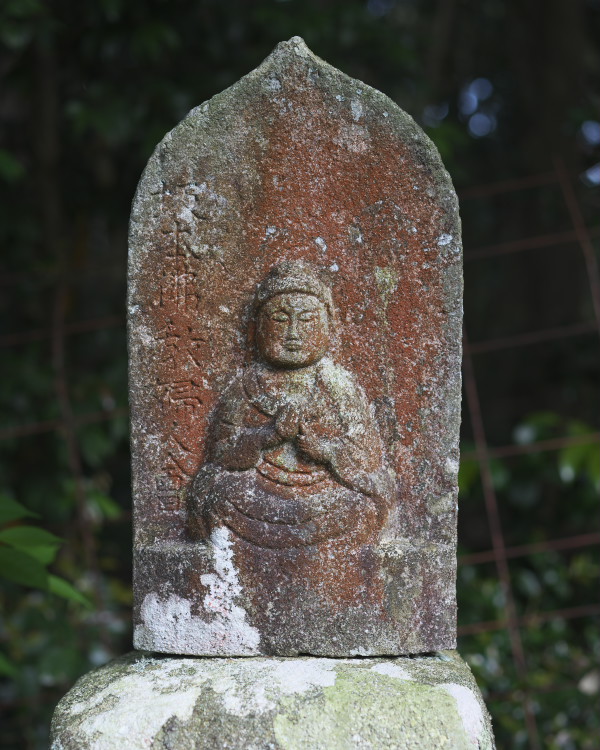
(257, 292, 330, 369)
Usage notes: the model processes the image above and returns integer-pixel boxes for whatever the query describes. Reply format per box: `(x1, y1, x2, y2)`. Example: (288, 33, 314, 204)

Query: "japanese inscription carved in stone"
(128, 37, 462, 656)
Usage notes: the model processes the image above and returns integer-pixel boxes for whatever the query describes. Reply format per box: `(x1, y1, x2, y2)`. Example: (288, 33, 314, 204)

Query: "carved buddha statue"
(189, 261, 396, 548)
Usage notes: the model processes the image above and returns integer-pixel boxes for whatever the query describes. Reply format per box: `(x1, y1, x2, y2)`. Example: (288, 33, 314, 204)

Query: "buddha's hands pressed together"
(296, 422, 336, 465)
(274, 401, 336, 466)
(275, 402, 302, 441)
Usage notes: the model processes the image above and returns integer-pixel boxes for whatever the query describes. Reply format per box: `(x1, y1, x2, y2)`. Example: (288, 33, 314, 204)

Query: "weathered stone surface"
(128, 36, 462, 655)
(51, 651, 494, 750)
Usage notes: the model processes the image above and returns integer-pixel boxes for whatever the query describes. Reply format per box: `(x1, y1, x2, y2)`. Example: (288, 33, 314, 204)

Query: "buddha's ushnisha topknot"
(255, 261, 335, 321)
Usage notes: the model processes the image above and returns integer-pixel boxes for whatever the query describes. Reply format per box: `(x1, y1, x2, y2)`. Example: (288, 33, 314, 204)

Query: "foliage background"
(0, 1, 599, 748)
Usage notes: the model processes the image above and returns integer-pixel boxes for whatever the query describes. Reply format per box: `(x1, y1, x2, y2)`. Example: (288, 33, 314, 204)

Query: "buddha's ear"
(246, 316, 258, 363)
(325, 303, 341, 353)
(247, 317, 256, 343)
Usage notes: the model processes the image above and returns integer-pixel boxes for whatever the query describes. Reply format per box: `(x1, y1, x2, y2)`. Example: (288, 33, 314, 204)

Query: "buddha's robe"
(189, 356, 396, 548)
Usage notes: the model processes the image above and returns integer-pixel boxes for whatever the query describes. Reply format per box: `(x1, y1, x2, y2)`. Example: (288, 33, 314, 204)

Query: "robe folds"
(189, 357, 396, 548)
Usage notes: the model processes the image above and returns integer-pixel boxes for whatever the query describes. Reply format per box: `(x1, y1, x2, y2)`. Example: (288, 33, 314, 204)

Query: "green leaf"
(88, 490, 121, 521)
(489, 457, 510, 491)
(586, 447, 600, 490)
(0, 495, 38, 524)
(38, 644, 83, 684)
(3, 0, 44, 19)
(0, 149, 25, 182)
(458, 457, 479, 494)
(0, 526, 62, 565)
(514, 411, 562, 443)
(48, 575, 93, 608)
(0, 546, 48, 589)
(0, 651, 16, 677)
(566, 419, 595, 438)
(558, 443, 594, 482)
(80, 425, 113, 468)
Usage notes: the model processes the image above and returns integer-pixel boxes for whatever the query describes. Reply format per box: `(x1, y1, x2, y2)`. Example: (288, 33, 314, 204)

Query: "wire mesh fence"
(458, 160, 599, 749)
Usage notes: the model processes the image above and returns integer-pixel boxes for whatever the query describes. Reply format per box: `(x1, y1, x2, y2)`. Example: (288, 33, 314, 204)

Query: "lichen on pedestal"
(51, 651, 494, 750)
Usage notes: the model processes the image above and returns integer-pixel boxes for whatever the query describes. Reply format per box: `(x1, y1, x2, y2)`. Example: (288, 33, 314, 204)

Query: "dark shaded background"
(0, 2, 599, 748)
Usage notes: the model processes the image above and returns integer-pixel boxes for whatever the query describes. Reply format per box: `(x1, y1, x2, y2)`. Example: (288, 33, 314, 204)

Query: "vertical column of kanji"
(129, 175, 167, 546)
(152, 186, 206, 534)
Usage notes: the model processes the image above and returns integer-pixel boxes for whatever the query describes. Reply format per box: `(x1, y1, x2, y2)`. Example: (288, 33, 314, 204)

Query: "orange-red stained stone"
(129, 37, 462, 656)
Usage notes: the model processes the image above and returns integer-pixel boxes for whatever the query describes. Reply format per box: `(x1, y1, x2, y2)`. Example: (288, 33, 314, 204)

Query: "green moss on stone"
(374, 266, 399, 313)
(52, 653, 495, 749)
(274, 668, 470, 750)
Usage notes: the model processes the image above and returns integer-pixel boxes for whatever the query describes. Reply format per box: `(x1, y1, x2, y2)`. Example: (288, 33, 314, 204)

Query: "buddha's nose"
(286, 318, 300, 340)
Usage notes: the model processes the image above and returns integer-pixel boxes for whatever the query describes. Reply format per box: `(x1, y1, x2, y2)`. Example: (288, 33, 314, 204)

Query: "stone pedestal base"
(51, 650, 494, 749)
(134, 538, 456, 656)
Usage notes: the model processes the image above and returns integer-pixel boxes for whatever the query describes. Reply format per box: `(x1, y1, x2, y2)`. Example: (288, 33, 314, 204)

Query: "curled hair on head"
(254, 260, 337, 323)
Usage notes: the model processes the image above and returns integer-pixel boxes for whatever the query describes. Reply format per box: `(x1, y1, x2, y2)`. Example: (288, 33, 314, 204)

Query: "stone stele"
(51, 651, 494, 750)
(128, 36, 462, 657)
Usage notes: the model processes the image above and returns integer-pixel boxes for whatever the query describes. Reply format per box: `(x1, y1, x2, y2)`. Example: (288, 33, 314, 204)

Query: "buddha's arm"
(328, 429, 396, 503)
(214, 421, 280, 470)
(299, 367, 396, 502)
(209, 379, 281, 470)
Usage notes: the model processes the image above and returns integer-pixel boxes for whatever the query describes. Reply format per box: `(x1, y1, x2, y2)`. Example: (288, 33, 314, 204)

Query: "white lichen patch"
(200, 527, 261, 652)
(61, 655, 338, 743)
(290, 36, 308, 56)
(264, 74, 282, 92)
(140, 433, 165, 465)
(135, 528, 260, 655)
(428, 491, 455, 515)
(64, 659, 207, 750)
(437, 233, 454, 246)
(210, 659, 337, 717)
(208, 665, 274, 717)
(133, 324, 155, 349)
(439, 682, 485, 747)
(269, 659, 337, 694)
(333, 123, 371, 153)
(370, 662, 414, 680)
(445, 457, 460, 476)
(176, 192, 197, 224)
(348, 647, 375, 656)
(350, 99, 363, 121)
